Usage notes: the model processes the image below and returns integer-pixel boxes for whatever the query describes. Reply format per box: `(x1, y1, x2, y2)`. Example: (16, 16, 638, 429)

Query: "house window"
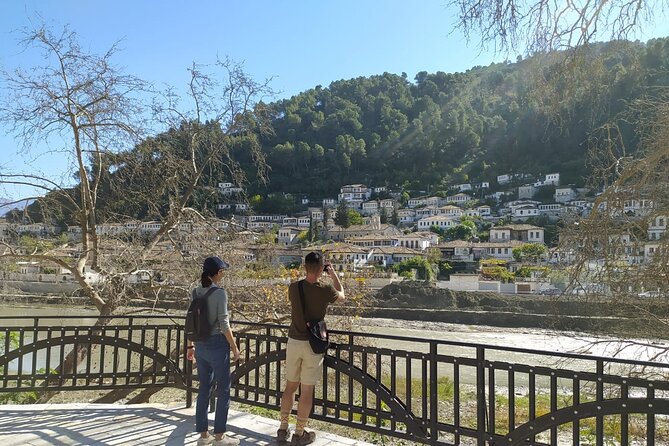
(498, 248, 502, 254)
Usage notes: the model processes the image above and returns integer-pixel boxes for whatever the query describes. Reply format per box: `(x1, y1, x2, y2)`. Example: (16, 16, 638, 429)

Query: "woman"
(186, 256, 241, 446)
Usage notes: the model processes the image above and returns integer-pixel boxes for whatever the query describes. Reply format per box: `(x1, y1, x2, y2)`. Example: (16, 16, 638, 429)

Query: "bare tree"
(0, 26, 273, 317)
(451, 0, 669, 357)
(451, 0, 666, 54)
(0, 25, 278, 402)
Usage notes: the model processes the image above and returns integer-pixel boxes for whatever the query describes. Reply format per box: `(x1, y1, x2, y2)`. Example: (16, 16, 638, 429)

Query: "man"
(277, 252, 345, 445)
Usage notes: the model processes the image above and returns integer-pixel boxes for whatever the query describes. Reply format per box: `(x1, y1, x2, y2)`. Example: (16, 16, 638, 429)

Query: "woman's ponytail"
(201, 272, 212, 287)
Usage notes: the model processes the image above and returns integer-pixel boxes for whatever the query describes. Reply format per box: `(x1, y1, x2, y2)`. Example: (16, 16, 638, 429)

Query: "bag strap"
(297, 279, 308, 325)
(194, 286, 218, 301)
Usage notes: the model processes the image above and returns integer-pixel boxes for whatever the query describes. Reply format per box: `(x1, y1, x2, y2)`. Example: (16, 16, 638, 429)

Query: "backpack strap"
(194, 286, 218, 300)
(297, 279, 309, 326)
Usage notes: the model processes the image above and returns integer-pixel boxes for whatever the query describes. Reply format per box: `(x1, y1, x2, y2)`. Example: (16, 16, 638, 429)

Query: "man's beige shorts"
(285, 338, 324, 386)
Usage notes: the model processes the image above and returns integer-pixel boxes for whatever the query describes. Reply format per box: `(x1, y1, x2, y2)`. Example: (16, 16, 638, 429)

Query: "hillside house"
(314, 242, 373, 272)
(454, 183, 472, 192)
(437, 205, 463, 218)
(518, 185, 536, 199)
(326, 218, 400, 242)
(278, 226, 302, 245)
(394, 232, 438, 250)
(512, 205, 539, 220)
(648, 215, 667, 240)
(417, 215, 456, 230)
(490, 224, 545, 244)
(446, 193, 470, 205)
(554, 187, 577, 203)
(370, 246, 425, 267)
(437, 240, 476, 261)
(361, 200, 380, 215)
(338, 184, 371, 208)
(497, 174, 511, 185)
(398, 209, 416, 224)
(476, 205, 492, 217)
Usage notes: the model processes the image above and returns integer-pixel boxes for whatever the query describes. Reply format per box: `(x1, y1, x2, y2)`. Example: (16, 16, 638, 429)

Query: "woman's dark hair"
(201, 272, 213, 287)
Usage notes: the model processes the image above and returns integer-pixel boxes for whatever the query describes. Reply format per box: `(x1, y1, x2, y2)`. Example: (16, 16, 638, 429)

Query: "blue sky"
(1, 0, 668, 203)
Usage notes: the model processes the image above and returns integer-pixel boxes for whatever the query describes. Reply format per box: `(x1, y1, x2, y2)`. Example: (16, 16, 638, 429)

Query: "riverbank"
(2, 280, 668, 339)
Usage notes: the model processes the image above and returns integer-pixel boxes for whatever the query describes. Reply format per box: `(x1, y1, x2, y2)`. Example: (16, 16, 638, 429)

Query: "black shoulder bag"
(297, 279, 330, 354)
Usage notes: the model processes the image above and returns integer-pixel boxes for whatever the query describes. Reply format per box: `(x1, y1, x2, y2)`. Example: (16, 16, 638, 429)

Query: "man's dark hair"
(305, 251, 323, 266)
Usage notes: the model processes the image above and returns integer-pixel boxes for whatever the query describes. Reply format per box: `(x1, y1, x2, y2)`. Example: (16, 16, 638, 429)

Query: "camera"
(323, 263, 331, 272)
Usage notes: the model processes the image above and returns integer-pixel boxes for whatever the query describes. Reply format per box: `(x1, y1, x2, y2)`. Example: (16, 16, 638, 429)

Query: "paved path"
(0, 403, 376, 446)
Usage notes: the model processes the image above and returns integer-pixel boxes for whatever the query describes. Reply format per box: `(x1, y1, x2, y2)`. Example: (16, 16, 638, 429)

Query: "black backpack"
(185, 287, 217, 342)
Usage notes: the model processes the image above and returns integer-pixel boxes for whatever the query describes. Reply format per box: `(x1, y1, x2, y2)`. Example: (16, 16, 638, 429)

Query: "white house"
(479, 241, 525, 260)
(544, 173, 560, 186)
(497, 174, 511, 185)
(415, 206, 437, 219)
(361, 200, 380, 215)
(398, 209, 416, 224)
(476, 205, 492, 217)
(297, 216, 311, 227)
(338, 184, 371, 208)
(446, 193, 470, 205)
(417, 215, 456, 230)
(554, 187, 577, 203)
(512, 205, 539, 219)
(278, 226, 302, 245)
(394, 232, 436, 250)
(369, 246, 425, 267)
(437, 205, 463, 218)
(539, 203, 564, 218)
(454, 183, 472, 192)
(282, 217, 298, 227)
(648, 215, 667, 241)
(473, 182, 490, 190)
(490, 224, 545, 244)
(518, 185, 536, 200)
(379, 198, 397, 210)
(322, 198, 337, 207)
(309, 208, 323, 222)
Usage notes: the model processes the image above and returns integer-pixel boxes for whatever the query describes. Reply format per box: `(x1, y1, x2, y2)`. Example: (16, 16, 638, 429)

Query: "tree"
(0, 25, 274, 402)
(335, 200, 350, 227)
(452, 0, 669, 345)
(0, 28, 272, 317)
(512, 243, 548, 263)
(379, 206, 388, 224)
(446, 219, 477, 241)
(348, 208, 364, 226)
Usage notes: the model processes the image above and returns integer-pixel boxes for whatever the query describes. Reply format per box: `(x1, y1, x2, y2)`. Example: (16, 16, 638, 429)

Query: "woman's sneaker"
(290, 430, 316, 445)
(196, 436, 213, 446)
(213, 435, 240, 446)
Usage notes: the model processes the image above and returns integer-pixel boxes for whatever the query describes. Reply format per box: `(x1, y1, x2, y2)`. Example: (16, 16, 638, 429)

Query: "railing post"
(429, 341, 438, 444)
(596, 359, 604, 446)
(185, 333, 193, 408)
(477, 346, 486, 446)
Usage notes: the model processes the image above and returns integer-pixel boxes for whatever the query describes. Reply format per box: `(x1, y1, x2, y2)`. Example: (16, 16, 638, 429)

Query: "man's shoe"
(277, 427, 292, 444)
(196, 436, 214, 446)
(213, 435, 240, 446)
(290, 430, 316, 445)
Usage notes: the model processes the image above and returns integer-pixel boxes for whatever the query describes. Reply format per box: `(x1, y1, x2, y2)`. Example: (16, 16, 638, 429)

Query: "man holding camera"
(277, 251, 345, 445)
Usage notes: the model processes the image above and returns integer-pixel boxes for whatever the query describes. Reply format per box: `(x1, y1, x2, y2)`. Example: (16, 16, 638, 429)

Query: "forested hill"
(240, 38, 669, 197)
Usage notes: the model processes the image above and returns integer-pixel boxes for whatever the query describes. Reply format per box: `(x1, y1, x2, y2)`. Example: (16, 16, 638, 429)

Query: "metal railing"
(1, 315, 668, 445)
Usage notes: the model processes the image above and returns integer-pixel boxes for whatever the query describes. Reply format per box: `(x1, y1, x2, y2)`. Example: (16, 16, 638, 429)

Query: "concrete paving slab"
(0, 403, 377, 446)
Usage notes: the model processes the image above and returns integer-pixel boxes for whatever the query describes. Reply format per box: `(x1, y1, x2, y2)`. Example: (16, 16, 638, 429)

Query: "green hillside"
(236, 38, 669, 197)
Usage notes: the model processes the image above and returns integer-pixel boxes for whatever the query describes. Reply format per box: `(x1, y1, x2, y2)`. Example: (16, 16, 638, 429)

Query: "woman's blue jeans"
(195, 333, 231, 434)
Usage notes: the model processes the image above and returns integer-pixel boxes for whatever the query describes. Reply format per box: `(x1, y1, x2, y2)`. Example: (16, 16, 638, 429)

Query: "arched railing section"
(2, 316, 668, 445)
